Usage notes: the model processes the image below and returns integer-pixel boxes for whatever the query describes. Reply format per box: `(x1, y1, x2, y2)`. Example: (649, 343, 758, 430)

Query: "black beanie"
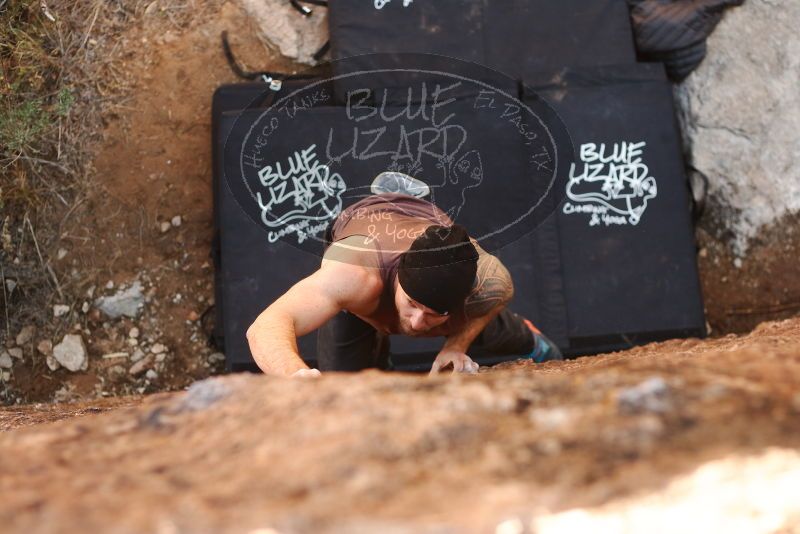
(397, 224, 479, 315)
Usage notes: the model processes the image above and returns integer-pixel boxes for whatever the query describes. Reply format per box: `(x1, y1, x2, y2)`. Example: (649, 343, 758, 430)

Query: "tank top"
(327, 193, 461, 334)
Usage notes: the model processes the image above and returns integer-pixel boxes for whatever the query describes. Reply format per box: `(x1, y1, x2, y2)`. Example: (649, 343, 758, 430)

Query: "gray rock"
(94, 281, 144, 319)
(617, 377, 672, 415)
(128, 327, 140, 339)
(130, 349, 145, 362)
(170, 215, 182, 227)
(0, 352, 13, 369)
(145, 369, 158, 381)
(8, 347, 22, 359)
(150, 343, 166, 354)
(53, 304, 70, 318)
(15, 325, 35, 346)
(52, 334, 88, 372)
(235, 0, 328, 65)
(675, 0, 800, 255)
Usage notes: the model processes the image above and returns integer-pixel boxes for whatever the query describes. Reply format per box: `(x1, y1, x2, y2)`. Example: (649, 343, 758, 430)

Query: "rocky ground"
(1, 316, 800, 533)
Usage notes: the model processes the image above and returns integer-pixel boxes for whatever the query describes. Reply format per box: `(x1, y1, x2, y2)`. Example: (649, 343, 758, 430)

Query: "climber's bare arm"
(246, 237, 381, 376)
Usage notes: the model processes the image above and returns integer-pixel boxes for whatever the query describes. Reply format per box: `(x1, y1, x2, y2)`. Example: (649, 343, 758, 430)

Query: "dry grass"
(0, 0, 218, 403)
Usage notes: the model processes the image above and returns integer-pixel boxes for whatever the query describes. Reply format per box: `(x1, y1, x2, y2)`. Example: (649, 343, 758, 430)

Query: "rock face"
(1, 318, 800, 533)
(675, 0, 800, 255)
(52, 335, 88, 372)
(235, 0, 328, 65)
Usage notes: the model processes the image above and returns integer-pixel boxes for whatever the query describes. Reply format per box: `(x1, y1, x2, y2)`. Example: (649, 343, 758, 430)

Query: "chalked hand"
(429, 350, 479, 376)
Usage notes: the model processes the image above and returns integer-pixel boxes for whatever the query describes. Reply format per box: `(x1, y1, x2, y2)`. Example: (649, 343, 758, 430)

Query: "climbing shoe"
(522, 319, 564, 363)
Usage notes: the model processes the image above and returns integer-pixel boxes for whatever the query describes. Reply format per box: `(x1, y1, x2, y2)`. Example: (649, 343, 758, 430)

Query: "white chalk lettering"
(256, 144, 347, 244)
(564, 141, 658, 226)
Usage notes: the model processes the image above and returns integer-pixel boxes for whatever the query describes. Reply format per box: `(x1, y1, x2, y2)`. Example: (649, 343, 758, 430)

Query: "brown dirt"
(1, 317, 799, 533)
(2, 0, 799, 409)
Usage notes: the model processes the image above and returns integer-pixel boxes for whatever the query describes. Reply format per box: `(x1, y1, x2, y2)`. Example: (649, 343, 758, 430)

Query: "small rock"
(105, 280, 114, 289)
(160, 221, 171, 233)
(187, 310, 199, 321)
(1, 371, 10, 381)
(208, 352, 226, 364)
(155, 353, 166, 363)
(5, 279, 16, 294)
(733, 258, 743, 269)
(45, 354, 60, 371)
(151, 343, 166, 354)
(129, 327, 140, 339)
(108, 365, 127, 380)
(52, 334, 88, 372)
(56, 248, 68, 260)
(15, 325, 35, 346)
(37, 340, 53, 356)
(129, 355, 153, 376)
(145, 369, 158, 381)
(171, 215, 182, 227)
(0, 352, 13, 369)
(617, 377, 672, 415)
(127, 338, 139, 347)
(81, 301, 90, 313)
(94, 281, 145, 319)
(86, 285, 96, 298)
(53, 304, 70, 318)
(131, 349, 145, 362)
(8, 347, 22, 359)
(101, 352, 128, 360)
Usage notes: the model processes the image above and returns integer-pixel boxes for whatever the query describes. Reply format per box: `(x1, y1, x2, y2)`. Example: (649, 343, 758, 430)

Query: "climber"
(246, 188, 562, 377)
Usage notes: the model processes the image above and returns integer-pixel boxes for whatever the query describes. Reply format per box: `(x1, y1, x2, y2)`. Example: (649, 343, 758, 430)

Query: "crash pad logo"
(374, 0, 413, 8)
(255, 144, 346, 244)
(563, 141, 657, 226)
(226, 53, 572, 256)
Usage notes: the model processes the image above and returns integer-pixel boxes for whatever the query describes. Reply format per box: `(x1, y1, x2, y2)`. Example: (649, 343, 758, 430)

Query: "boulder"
(234, 0, 328, 65)
(675, 0, 800, 255)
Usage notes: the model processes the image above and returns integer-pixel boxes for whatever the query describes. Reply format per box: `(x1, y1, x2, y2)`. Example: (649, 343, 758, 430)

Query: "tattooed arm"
(431, 247, 514, 373)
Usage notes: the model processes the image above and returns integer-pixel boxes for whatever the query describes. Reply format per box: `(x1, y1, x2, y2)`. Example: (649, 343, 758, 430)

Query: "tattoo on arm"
(464, 254, 514, 319)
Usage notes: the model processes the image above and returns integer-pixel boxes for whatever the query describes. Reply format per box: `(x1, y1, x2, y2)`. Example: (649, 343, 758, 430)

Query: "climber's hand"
(429, 350, 479, 376)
